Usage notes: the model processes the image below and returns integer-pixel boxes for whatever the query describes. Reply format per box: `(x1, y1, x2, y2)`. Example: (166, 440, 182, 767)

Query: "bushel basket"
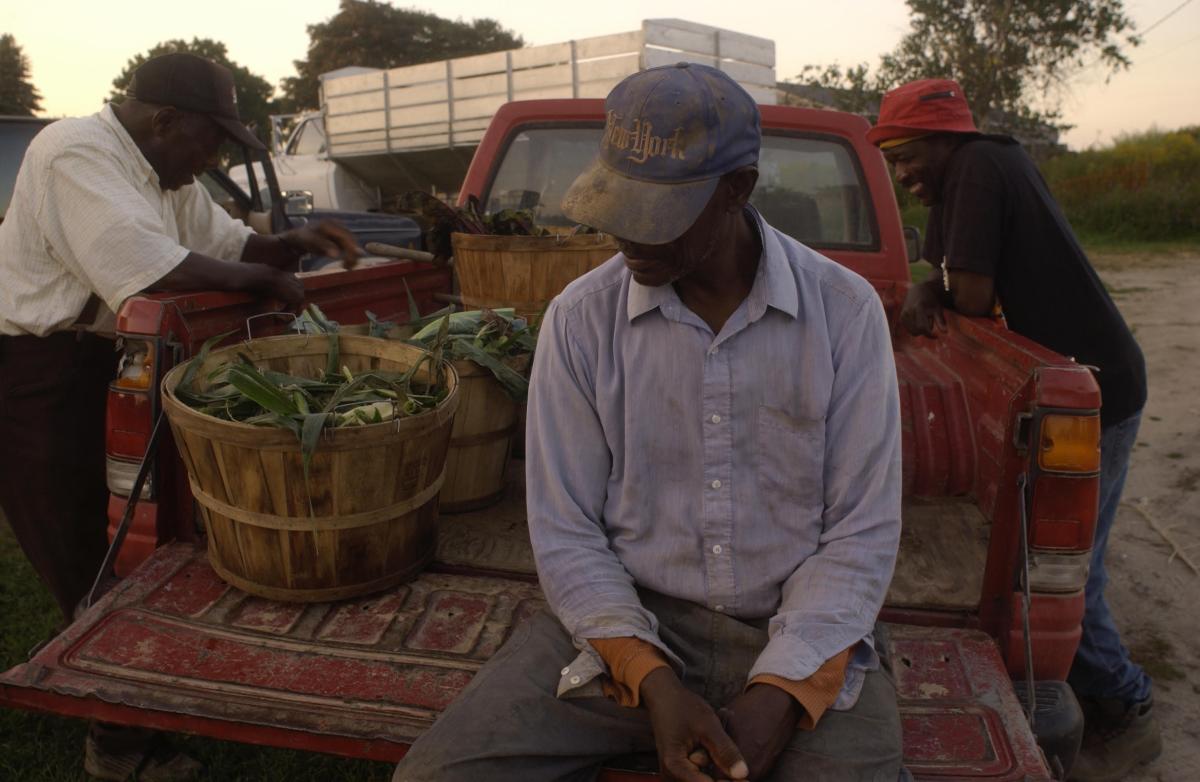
(161, 333, 459, 602)
(451, 232, 618, 318)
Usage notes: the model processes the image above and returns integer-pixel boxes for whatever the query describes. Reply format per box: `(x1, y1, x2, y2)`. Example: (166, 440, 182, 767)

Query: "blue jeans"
(1067, 411, 1152, 704)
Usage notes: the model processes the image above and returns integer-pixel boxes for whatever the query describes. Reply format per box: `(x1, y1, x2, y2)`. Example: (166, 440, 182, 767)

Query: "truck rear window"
(484, 127, 877, 250)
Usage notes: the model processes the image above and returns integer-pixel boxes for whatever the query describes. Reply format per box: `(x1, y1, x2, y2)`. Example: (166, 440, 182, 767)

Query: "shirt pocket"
(755, 405, 825, 527)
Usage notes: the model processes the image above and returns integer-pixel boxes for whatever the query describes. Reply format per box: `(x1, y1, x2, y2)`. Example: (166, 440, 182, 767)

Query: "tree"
(0, 34, 43, 116)
(794, 0, 1139, 136)
(281, 0, 523, 111)
(110, 38, 276, 147)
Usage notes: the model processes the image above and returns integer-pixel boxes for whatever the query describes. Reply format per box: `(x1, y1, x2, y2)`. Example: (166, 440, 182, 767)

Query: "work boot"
(84, 722, 202, 781)
(1067, 695, 1162, 782)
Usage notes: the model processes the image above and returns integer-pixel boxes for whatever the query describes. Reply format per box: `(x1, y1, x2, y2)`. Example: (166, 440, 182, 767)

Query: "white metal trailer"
(248, 19, 777, 209)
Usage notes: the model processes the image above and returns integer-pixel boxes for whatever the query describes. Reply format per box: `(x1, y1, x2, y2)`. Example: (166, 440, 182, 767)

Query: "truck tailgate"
(3, 536, 1048, 779)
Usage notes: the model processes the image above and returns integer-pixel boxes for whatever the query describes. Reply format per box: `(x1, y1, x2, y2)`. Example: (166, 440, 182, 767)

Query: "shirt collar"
(626, 206, 798, 323)
(99, 103, 161, 188)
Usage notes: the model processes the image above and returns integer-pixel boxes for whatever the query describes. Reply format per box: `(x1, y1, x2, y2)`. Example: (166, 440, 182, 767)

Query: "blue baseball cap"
(562, 62, 761, 244)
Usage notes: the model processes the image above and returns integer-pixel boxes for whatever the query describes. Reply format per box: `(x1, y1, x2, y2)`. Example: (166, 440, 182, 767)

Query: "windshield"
(288, 118, 326, 157)
(484, 126, 877, 249)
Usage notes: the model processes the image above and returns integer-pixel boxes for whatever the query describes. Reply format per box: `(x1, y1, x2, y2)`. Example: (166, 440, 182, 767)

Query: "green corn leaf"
(325, 333, 340, 380)
(179, 330, 237, 395)
(309, 303, 339, 333)
(226, 364, 300, 417)
(451, 339, 530, 402)
(403, 279, 421, 324)
(366, 310, 398, 339)
(300, 412, 327, 473)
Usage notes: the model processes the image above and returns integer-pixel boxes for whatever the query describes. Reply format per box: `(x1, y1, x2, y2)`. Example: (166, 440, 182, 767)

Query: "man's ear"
(149, 106, 184, 140)
(725, 166, 759, 212)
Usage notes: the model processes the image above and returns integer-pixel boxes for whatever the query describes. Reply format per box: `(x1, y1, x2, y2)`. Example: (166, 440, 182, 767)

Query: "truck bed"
(1, 458, 1042, 780)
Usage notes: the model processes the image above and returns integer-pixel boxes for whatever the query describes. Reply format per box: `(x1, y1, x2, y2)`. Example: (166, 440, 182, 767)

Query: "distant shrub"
(1040, 127, 1200, 241)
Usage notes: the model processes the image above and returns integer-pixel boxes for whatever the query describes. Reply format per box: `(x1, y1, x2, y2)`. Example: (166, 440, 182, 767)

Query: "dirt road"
(1091, 251, 1200, 782)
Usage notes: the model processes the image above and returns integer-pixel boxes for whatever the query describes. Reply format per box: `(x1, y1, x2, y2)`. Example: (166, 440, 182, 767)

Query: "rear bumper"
(1014, 680, 1084, 778)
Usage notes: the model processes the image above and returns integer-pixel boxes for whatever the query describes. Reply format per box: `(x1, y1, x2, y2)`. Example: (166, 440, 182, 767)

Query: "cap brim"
(866, 121, 978, 146)
(213, 115, 266, 151)
(561, 158, 719, 245)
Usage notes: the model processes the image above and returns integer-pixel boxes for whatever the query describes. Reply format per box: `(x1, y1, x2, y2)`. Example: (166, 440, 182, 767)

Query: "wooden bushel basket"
(161, 334, 459, 602)
(451, 232, 618, 317)
(439, 359, 521, 513)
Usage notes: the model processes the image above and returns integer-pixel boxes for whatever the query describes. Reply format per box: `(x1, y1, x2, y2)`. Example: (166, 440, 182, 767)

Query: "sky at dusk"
(5, 0, 1198, 149)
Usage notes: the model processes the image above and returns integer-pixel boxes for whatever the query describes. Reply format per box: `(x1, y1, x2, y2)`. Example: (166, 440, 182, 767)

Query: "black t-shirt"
(924, 136, 1146, 426)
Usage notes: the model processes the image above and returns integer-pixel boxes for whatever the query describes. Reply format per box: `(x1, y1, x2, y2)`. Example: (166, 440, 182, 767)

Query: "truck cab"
(0, 99, 1098, 780)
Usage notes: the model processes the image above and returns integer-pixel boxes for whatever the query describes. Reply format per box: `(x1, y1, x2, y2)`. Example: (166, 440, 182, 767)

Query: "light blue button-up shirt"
(526, 208, 901, 709)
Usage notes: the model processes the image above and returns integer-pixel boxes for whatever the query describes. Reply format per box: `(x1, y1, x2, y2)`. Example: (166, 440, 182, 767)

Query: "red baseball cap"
(867, 78, 979, 148)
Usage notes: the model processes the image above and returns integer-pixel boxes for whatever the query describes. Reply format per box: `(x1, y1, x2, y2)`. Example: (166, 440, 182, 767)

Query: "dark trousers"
(395, 590, 903, 782)
(0, 331, 116, 619)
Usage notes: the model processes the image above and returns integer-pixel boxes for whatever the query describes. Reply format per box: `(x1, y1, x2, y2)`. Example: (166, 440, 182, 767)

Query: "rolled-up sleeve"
(749, 292, 901, 685)
(526, 299, 684, 690)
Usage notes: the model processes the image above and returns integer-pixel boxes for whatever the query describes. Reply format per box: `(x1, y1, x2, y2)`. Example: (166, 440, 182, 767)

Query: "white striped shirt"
(0, 104, 253, 336)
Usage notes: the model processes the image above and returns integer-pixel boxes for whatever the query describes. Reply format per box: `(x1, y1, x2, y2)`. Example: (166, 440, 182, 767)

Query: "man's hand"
(717, 684, 801, 779)
(640, 668, 749, 782)
(900, 279, 947, 337)
(247, 264, 305, 311)
(280, 220, 362, 269)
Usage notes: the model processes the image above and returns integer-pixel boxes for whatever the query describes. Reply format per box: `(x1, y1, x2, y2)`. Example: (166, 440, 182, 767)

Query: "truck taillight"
(106, 338, 157, 496)
(1019, 411, 1100, 601)
(1030, 474, 1098, 550)
(106, 456, 153, 499)
(1026, 552, 1090, 593)
(115, 339, 155, 390)
(1038, 414, 1100, 472)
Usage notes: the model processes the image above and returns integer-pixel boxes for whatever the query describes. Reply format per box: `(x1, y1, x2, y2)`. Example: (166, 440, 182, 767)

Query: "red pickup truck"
(0, 99, 1101, 780)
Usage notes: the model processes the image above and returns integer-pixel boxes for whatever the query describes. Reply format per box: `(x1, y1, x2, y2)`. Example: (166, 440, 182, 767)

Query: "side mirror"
(903, 225, 922, 264)
(284, 190, 314, 216)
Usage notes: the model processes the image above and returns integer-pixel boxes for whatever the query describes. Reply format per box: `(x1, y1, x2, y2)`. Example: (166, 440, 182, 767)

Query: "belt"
(0, 294, 107, 354)
(73, 293, 103, 329)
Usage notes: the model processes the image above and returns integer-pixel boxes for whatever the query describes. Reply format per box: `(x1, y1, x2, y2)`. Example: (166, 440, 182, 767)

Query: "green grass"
(1076, 232, 1200, 257)
(0, 519, 393, 781)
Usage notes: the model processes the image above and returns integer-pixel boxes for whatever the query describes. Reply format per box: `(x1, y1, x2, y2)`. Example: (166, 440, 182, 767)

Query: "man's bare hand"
(280, 220, 362, 269)
(900, 279, 947, 337)
(717, 684, 800, 779)
(640, 668, 749, 782)
(249, 264, 305, 311)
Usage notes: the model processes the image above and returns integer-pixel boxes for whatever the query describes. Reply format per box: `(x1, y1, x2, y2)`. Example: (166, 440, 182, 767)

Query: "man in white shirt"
(0, 52, 359, 781)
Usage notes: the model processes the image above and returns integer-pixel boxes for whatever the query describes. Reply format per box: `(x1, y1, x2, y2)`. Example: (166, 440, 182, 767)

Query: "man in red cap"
(0, 52, 359, 780)
(869, 79, 1157, 782)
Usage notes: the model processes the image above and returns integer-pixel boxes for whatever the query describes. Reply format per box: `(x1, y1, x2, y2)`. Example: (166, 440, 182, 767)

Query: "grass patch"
(1078, 234, 1200, 257)
(0, 519, 394, 781)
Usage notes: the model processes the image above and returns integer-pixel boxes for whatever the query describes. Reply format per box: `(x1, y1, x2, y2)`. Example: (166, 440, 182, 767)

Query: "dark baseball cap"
(129, 53, 265, 151)
(561, 62, 760, 245)
(867, 78, 979, 148)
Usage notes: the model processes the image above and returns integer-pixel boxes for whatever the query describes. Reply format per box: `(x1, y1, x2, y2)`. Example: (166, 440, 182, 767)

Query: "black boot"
(1067, 695, 1162, 782)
